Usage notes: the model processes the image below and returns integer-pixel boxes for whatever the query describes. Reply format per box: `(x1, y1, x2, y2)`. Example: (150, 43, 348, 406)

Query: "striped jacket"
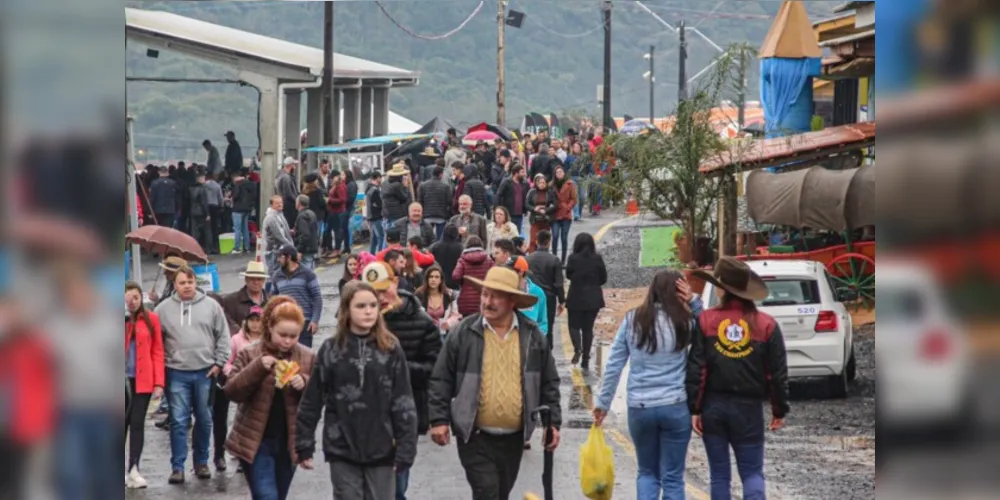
(268, 265, 323, 325)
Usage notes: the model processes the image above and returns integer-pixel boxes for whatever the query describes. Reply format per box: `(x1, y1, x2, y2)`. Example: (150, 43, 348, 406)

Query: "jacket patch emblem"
(716, 319, 754, 359)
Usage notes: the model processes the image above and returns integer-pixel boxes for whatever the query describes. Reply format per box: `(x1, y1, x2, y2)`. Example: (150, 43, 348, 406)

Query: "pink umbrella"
(462, 130, 500, 145)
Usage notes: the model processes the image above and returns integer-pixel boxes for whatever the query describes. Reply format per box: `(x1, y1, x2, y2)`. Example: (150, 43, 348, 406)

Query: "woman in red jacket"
(451, 236, 495, 316)
(125, 281, 165, 489)
(326, 170, 348, 259)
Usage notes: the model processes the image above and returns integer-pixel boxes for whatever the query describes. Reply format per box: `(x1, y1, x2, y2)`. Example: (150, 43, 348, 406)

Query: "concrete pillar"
(241, 72, 280, 219)
(373, 88, 390, 136)
(305, 87, 324, 173)
(342, 88, 361, 141)
(360, 88, 374, 138)
(331, 89, 342, 144)
(284, 90, 301, 165)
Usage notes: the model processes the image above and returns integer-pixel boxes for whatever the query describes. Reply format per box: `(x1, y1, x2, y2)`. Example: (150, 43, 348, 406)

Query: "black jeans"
(212, 382, 230, 463)
(568, 309, 599, 362)
(328, 212, 344, 253)
(125, 378, 153, 471)
(457, 431, 525, 500)
(544, 293, 557, 341)
(192, 215, 212, 253)
(208, 205, 222, 253)
(155, 213, 175, 229)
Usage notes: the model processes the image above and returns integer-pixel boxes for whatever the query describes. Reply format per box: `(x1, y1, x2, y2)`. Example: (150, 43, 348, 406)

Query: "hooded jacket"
(295, 335, 418, 467)
(154, 290, 231, 371)
(452, 248, 494, 316)
(382, 291, 444, 434)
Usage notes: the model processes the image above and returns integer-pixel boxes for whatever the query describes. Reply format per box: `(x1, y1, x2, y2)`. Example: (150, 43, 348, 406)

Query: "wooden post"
(496, 0, 506, 126)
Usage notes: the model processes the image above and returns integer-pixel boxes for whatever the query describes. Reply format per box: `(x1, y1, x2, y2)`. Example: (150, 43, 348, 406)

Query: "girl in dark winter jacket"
(526, 174, 557, 252)
(295, 281, 417, 500)
(451, 236, 495, 316)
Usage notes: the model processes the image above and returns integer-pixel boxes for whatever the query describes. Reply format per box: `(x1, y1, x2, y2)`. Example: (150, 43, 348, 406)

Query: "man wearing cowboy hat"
(686, 257, 790, 500)
(382, 161, 413, 226)
(151, 255, 188, 307)
(428, 266, 562, 500)
(220, 261, 270, 335)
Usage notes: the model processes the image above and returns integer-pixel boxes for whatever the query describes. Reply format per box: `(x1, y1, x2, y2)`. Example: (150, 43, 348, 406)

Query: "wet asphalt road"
(130, 211, 655, 499)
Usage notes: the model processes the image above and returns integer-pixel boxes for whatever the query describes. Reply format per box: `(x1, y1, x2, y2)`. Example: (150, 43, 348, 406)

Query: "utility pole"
(737, 46, 747, 129)
(497, 0, 506, 126)
(648, 45, 655, 122)
(678, 20, 688, 102)
(601, 0, 613, 131)
(322, 1, 335, 145)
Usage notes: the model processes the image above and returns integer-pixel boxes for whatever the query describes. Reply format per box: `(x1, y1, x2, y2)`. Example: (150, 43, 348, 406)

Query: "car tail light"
(814, 311, 838, 332)
(920, 330, 952, 361)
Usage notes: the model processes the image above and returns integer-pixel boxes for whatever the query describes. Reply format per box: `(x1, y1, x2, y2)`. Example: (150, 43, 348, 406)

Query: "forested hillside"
(126, 0, 837, 158)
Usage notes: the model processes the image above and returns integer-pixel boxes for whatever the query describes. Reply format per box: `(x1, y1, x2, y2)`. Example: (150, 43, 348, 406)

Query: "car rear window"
(708, 279, 820, 307)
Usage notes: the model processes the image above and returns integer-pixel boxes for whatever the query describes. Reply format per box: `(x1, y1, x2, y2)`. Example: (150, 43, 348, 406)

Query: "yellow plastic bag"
(579, 425, 615, 500)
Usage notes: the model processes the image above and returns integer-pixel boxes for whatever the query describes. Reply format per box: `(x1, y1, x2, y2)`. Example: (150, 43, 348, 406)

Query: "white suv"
(700, 259, 856, 397)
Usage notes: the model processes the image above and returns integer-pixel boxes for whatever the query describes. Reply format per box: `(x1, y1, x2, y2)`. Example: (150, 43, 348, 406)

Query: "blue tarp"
(760, 57, 822, 138)
(876, 0, 926, 94)
(303, 133, 432, 153)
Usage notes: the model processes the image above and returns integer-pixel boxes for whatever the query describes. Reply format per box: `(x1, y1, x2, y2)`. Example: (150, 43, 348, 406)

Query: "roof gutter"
(277, 76, 323, 174)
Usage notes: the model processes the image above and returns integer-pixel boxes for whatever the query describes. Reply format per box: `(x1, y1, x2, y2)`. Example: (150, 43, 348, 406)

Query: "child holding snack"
(224, 296, 315, 500)
(294, 280, 418, 500)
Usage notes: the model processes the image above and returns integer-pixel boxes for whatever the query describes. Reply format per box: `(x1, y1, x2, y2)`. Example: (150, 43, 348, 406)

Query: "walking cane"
(533, 405, 554, 500)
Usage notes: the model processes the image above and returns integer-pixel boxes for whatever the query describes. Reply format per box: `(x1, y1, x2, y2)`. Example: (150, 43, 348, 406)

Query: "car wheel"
(846, 349, 857, 383)
(828, 368, 849, 399)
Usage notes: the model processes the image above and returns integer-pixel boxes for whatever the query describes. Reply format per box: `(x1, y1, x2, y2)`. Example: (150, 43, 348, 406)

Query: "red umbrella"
(462, 130, 500, 145)
(126, 225, 208, 263)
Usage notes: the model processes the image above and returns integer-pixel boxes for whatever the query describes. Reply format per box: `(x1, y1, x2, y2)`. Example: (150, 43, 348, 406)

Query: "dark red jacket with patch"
(686, 301, 790, 418)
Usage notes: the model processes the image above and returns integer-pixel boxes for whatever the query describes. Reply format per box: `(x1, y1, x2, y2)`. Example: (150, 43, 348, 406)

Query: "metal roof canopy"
(126, 7, 420, 87)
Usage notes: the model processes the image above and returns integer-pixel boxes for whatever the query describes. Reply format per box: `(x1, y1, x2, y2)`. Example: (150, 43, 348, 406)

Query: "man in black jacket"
(362, 261, 442, 500)
(529, 143, 555, 183)
(293, 194, 319, 269)
(223, 131, 243, 177)
(417, 166, 453, 241)
(526, 230, 565, 347)
(230, 169, 256, 254)
(392, 203, 437, 249)
(461, 164, 489, 217)
(366, 171, 385, 254)
(494, 165, 530, 233)
(189, 170, 212, 252)
(382, 166, 412, 225)
(149, 167, 178, 228)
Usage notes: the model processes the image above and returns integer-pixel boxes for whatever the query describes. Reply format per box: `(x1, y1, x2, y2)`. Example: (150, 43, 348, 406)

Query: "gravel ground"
(598, 225, 876, 500)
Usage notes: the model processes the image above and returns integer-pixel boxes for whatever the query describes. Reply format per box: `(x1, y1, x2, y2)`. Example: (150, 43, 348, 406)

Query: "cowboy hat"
(239, 261, 269, 279)
(690, 256, 769, 302)
(386, 162, 409, 178)
(466, 267, 538, 309)
(421, 146, 440, 157)
(158, 256, 188, 273)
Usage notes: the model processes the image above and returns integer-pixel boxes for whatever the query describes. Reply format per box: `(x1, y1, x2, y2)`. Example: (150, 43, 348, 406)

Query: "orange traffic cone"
(625, 190, 639, 216)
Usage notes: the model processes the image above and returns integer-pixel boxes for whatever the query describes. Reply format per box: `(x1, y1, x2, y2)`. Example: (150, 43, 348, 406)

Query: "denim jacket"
(596, 298, 704, 411)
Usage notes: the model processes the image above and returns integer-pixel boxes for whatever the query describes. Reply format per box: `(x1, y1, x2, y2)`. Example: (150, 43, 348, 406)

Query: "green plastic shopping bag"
(579, 425, 615, 500)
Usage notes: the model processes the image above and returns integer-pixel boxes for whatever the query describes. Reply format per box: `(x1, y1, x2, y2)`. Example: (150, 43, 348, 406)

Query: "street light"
(644, 45, 655, 124)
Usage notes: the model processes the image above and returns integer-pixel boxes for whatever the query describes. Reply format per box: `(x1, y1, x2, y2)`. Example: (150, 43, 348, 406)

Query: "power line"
(374, 0, 485, 40)
(513, 0, 608, 39)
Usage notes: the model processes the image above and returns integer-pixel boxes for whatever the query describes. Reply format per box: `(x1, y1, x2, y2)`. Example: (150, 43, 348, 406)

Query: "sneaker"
(168, 470, 185, 485)
(126, 467, 148, 489)
(214, 457, 227, 472)
(571, 352, 581, 365)
(194, 464, 212, 480)
(231, 250, 243, 255)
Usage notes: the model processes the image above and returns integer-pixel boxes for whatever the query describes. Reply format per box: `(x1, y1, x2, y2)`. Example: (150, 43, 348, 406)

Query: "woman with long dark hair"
(294, 281, 417, 499)
(686, 257, 790, 500)
(414, 265, 458, 335)
(593, 271, 701, 499)
(564, 232, 607, 369)
(224, 296, 315, 500)
(125, 281, 165, 489)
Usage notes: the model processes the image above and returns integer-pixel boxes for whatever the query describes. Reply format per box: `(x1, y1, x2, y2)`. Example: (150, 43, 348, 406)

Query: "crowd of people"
(125, 128, 791, 500)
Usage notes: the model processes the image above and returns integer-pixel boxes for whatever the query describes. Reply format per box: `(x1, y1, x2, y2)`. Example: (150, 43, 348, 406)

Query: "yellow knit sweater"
(476, 328, 523, 431)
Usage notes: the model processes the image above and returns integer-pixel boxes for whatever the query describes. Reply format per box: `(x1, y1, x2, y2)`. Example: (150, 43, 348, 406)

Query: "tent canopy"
(746, 165, 873, 231)
(416, 117, 461, 136)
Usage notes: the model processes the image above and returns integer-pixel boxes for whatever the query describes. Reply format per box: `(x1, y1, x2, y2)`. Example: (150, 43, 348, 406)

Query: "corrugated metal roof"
(819, 28, 875, 47)
(700, 122, 876, 175)
(126, 7, 418, 80)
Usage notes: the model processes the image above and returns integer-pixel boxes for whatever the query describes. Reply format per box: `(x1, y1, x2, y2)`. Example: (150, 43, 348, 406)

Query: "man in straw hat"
(686, 256, 790, 500)
(382, 161, 413, 226)
(151, 255, 188, 307)
(428, 266, 562, 500)
(220, 261, 270, 335)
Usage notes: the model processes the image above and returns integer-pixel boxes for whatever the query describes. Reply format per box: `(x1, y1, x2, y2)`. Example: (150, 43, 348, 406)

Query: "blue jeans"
(572, 177, 585, 220)
(233, 211, 251, 252)
(628, 403, 692, 500)
(341, 212, 354, 252)
(431, 222, 446, 242)
(300, 253, 316, 270)
(369, 219, 386, 254)
(329, 212, 345, 252)
(242, 437, 297, 500)
(590, 176, 605, 214)
(551, 219, 572, 261)
(396, 469, 410, 500)
(701, 396, 767, 500)
(167, 367, 214, 471)
(57, 410, 117, 500)
(299, 324, 313, 348)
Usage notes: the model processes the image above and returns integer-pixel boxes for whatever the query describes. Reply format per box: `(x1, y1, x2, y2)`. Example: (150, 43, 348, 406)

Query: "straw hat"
(690, 256, 769, 302)
(239, 261, 269, 280)
(465, 267, 538, 309)
(386, 162, 410, 178)
(421, 146, 440, 157)
(159, 256, 187, 273)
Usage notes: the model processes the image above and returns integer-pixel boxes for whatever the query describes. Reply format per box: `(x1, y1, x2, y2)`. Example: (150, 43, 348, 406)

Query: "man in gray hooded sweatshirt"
(154, 266, 231, 484)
